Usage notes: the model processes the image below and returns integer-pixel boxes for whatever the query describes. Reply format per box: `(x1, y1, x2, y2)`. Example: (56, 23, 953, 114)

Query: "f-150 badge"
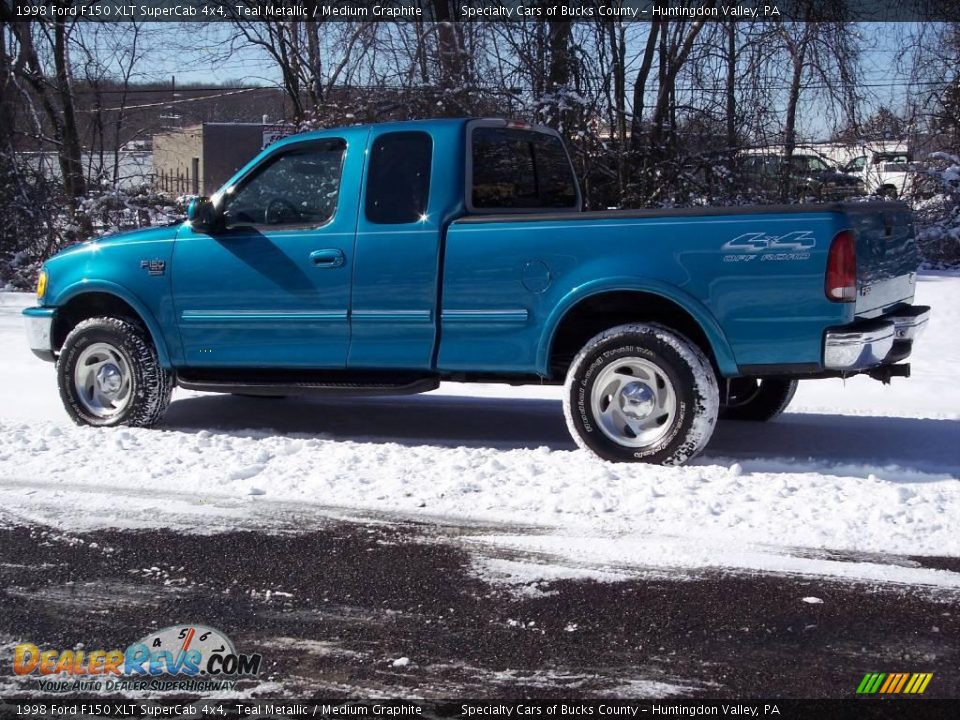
(722, 231, 815, 262)
(140, 259, 166, 276)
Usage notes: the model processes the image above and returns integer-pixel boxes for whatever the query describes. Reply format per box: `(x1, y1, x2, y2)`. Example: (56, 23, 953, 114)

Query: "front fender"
(51, 280, 173, 368)
(537, 277, 739, 377)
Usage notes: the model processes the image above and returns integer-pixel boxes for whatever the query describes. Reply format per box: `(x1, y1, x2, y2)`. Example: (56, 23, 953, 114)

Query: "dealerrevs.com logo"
(13, 624, 261, 693)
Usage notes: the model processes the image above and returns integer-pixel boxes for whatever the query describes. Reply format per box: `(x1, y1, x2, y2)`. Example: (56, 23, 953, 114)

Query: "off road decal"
(722, 231, 815, 262)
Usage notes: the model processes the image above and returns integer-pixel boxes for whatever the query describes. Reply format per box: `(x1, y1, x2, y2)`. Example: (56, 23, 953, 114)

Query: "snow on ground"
(0, 272, 958, 588)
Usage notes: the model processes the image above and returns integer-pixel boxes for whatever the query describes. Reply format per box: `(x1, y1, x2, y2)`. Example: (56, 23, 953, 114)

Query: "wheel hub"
(96, 364, 123, 396)
(589, 357, 678, 449)
(620, 381, 656, 420)
(73, 342, 132, 419)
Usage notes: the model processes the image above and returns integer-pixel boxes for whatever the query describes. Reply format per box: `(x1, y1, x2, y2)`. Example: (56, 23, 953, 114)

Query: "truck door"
(172, 129, 367, 368)
(348, 129, 438, 369)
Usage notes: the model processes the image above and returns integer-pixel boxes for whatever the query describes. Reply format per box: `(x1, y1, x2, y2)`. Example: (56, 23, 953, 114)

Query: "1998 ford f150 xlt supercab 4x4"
(24, 118, 931, 465)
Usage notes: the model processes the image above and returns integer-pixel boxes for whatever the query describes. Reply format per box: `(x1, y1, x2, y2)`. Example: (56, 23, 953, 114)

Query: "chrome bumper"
(891, 305, 930, 341)
(23, 308, 56, 362)
(824, 306, 930, 371)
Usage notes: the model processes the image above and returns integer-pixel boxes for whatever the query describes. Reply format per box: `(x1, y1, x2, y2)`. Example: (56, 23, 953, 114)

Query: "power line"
(82, 87, 263, 113)
(70, 78, 955, 97)
(71, 85, 282, 94)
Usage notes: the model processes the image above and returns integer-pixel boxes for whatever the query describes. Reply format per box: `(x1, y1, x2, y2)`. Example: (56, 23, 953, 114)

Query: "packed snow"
(0, 272, 958, 588)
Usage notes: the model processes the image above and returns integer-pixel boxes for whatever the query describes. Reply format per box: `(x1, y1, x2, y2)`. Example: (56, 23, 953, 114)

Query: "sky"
(98, 21, 937, 142)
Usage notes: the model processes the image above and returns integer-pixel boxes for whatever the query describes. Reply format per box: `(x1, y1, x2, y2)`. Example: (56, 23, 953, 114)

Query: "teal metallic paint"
(439, 210, 853, 375)
(171, 127, 369, 368)
(38, 226, 179, 367)
(347, 121, 465, 369)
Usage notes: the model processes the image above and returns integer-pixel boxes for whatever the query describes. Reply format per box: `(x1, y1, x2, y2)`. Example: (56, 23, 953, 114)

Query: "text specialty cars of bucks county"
(24, 118, 931, 464)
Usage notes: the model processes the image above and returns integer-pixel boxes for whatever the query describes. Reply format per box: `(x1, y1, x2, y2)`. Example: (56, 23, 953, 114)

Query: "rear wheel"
(563, 323, 719, 465)
(720, 377, 797, 422)
(57, 317, 173, 427)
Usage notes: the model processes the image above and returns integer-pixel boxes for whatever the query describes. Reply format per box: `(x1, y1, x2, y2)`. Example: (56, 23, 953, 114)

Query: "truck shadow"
(705, 413, 960, 479)
(163, 392, 576, 450)
(162, 393, 959, 478)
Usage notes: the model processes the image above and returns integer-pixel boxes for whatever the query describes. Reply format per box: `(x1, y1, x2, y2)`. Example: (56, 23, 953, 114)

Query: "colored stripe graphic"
(893, 673, 910, 693)
(857, 672, 932, 694)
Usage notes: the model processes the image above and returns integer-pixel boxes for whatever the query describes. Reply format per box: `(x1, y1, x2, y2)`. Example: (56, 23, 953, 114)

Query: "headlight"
(36, 270, 47, 303)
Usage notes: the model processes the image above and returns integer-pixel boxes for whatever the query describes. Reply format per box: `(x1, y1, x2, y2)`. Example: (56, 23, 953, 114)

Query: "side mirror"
(187, 197, 220, 232)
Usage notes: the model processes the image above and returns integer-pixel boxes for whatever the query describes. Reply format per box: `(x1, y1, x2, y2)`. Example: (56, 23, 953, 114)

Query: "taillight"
(825, 230, 857, 302)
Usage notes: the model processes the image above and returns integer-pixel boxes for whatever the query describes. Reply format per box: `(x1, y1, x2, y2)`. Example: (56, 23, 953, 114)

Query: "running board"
(176, 370, 439, 397)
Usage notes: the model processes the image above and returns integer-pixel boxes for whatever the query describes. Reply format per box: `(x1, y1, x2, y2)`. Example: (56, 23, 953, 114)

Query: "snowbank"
(0, 272, 957, 585)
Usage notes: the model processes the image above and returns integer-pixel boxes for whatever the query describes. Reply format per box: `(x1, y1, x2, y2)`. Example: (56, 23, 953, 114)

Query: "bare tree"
(3, 3, 87, 200)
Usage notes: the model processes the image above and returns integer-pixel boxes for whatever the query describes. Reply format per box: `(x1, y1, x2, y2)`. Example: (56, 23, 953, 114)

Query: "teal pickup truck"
(24, 118, 930, 465)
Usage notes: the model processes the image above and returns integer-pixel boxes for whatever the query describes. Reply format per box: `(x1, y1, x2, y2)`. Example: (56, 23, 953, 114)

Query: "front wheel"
(563, 323, 719, 465)
(57, 317, 173, 427)
(719, 378, 797, 422)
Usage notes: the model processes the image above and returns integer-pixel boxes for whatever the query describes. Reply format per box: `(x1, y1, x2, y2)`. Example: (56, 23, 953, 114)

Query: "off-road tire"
(719, 378, 798, 422)
(563, 323, 719, 465)
(57, 317, 173, 427)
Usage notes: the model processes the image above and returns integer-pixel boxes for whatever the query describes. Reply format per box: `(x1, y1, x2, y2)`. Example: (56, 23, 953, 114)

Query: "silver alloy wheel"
(590, 357, 677, 449)
(73, 342, 133, 419)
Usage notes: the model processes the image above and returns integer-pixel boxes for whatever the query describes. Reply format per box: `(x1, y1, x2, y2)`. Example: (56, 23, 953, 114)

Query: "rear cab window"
(468, 124, 580, 212)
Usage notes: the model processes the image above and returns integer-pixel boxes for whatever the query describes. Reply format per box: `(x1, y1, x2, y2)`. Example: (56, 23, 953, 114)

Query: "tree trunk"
(629, 22, 661, 152)
(607, 23, 627, 196)
(781, 29, 809, 202)
(53, 19, 85, 199)
(725, 21, 737, 151)
(649, 21, 706, 150)
(305, 19, 323, 108)
(542, 18, 572, 129)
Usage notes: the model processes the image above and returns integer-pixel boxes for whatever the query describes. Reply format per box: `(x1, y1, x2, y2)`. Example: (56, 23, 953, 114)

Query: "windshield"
(790, 156, 832, 173)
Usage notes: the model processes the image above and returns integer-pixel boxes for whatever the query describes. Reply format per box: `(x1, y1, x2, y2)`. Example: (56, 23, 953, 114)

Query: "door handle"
(309, 249, 345, 268)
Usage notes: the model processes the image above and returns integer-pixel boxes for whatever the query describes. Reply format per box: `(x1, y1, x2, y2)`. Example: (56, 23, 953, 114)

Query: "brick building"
(153, 123, 271, 197)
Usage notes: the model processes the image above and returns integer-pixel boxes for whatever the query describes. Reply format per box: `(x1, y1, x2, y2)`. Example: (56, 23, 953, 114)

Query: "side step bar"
(176, 372, 440, 397)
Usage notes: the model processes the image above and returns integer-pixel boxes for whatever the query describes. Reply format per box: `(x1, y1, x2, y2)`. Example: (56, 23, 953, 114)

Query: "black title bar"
(2, 699, 960, 719)
(3, 0, 960, 23)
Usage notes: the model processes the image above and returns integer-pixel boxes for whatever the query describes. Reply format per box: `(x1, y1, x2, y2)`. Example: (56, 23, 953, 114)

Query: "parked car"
(24, 118, 929, 465)
(743, 153, 865, 200)
(843, 151, 920, 198)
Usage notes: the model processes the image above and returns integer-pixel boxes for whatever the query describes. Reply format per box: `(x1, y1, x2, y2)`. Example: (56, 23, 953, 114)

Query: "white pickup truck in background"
(843, 150, 920, 198)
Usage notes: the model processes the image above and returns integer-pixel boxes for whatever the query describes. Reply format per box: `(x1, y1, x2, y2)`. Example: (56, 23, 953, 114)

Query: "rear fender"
(538, 278, 739, 377)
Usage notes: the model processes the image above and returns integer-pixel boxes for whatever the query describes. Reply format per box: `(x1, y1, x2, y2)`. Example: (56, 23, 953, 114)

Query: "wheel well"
(52, 292, 146, 351)
(548, 291, 715, 379)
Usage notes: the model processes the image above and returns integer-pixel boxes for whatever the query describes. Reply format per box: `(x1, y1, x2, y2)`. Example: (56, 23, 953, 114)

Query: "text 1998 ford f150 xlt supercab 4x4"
(23, 118, 931, 465)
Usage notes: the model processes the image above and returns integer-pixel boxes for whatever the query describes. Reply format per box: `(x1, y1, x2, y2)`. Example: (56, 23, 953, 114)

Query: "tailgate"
(843, 201, 920, 316)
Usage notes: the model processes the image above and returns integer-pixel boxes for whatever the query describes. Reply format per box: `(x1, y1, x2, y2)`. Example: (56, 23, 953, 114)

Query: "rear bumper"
(23, 307, 56, 362)
(823, 305, 930, 371)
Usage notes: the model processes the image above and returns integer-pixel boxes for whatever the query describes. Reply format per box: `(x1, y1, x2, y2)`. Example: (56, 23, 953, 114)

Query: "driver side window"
(223, 138, 346, 229)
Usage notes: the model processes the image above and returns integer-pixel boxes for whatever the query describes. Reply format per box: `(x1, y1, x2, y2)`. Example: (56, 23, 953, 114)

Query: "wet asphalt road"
(1, 522, 958, 700)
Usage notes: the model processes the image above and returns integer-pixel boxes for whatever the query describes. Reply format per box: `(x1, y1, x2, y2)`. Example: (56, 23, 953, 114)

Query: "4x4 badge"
(722, 231, 817, 252)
